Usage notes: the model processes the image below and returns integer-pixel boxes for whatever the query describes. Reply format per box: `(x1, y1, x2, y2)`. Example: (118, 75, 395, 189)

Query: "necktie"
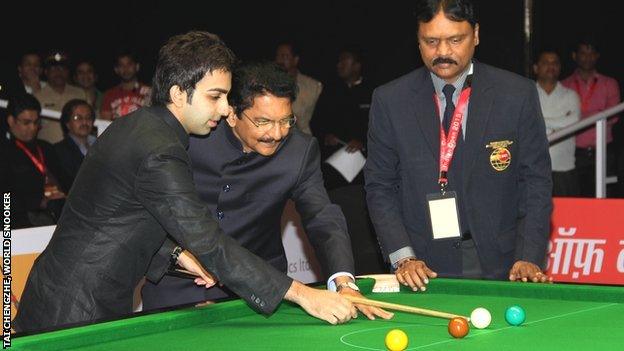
(442, 84, 456, 133)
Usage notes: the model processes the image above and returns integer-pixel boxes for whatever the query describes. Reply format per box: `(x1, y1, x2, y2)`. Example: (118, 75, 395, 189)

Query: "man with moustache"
(142, 62, 392, 321)
(14, 32, 358, 334)
(35, 52, 88, 144)
(365, 0, 553, 291)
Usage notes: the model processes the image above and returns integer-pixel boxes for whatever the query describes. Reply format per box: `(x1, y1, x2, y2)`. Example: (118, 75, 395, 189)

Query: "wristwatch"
(392, 257, 417, 270)
(336, 281, 360, 292)
(170, 246, 183, 265)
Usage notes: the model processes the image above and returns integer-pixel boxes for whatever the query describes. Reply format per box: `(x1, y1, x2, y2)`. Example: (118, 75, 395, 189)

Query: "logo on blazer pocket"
(486, 140, 513, 172)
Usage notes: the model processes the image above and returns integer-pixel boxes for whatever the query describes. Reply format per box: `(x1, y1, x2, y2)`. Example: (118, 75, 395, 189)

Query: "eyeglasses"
(71, 115, 94, 122)
(241, 111, 297, 130)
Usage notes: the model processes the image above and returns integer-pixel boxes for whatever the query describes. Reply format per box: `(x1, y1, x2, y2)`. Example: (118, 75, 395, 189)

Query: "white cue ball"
(470, 307, 492, 329)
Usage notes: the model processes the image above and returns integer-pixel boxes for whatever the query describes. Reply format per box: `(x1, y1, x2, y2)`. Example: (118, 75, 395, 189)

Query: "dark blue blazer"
(364, 62, 552, 279)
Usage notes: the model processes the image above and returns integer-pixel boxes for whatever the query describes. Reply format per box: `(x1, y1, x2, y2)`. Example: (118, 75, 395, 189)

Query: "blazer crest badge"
(486, 140, 513, 171)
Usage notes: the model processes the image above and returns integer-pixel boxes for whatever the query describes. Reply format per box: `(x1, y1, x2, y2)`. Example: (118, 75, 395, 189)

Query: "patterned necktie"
(442, 84, 456, 134)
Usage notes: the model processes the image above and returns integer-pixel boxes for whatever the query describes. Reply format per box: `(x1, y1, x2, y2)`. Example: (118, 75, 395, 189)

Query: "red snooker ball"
(448, 317, 470, 338)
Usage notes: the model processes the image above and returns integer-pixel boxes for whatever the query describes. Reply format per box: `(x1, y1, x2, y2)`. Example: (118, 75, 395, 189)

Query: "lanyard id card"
(426, 191, 462, 240)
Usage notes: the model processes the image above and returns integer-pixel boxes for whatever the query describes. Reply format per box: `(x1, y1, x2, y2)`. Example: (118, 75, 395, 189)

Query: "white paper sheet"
(324, 146, 366, 183)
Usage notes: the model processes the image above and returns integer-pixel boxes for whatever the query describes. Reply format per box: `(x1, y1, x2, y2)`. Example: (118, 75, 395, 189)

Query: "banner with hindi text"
(546, 198, 624, 285)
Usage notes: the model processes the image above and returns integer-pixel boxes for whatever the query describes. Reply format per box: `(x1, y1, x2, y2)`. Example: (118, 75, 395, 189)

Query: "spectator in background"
(54, 99, 96, 187)
(74, 60, 103, 113)
(275, 42, 322, 135)
(313, 47, 385, 274)
(100, 52, 151, 120)
(34, 51, 88, 144)
(316, 47, 373, 161)
(2, 57, 27, 136)
(0, 94, 69, 228)
(534, 49, 581, 197)
(17, 52, 46, 95)
(562, 38, 621, 197)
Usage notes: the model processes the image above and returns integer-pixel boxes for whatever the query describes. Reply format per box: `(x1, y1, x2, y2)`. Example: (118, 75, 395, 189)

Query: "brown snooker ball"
(448, 317, 470, 338)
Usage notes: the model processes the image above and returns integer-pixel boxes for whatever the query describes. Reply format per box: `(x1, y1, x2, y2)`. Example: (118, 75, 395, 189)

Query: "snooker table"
(12, 278, 624, 350)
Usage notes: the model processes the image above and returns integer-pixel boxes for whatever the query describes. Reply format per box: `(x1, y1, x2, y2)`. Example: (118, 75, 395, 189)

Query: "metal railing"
(548, 102, 624, 198)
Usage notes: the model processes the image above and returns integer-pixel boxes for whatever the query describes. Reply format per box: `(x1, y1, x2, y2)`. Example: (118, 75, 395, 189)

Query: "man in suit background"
(365, 0, 553, 292)
(142, 62, 391, 321)
(54, 99, 97, 188)
(1, 94, 69, 228)
(313, 48, 386, 275)
(14, 31, 357, 333)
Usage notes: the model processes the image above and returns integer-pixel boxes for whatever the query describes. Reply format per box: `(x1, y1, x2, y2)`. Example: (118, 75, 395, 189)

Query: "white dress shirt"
(536, 82, 581, 172)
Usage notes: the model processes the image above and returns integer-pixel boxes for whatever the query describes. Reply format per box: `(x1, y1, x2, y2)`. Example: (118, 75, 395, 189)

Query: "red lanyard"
(15, 140, 46, 175)
(433, 87, 472, 193)
(574, 77, 598, 113)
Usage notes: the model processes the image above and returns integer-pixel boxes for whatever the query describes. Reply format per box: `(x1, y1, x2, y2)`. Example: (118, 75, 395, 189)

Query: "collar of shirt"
(69, 133, 97, 155)
(148, 106, 189, 149)
(571, 69, 598, 82)
(535, 81, 562, 96)
(430, 61, 473, 105)
(429, 62, 473, 138)
(569, 69, 614, 91)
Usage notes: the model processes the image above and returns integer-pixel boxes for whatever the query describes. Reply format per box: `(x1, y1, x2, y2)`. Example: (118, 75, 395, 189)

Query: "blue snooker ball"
(505, 305, 526, 326)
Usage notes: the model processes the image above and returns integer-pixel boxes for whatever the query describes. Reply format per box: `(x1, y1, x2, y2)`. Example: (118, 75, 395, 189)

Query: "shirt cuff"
(389, 246, 417, 270)
(326, 272, 356, 292)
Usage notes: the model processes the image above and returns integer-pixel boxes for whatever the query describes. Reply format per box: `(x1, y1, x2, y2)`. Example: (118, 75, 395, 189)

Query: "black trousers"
(552, 169, 581, 197)
(575, 143, 616, 197)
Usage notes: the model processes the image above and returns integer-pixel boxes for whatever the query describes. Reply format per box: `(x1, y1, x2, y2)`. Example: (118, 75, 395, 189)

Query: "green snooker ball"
(505, 305, 526, 326)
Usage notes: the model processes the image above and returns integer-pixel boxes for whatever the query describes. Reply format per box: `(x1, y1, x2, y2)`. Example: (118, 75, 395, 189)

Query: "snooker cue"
(174, 268, 198, 276)
(171, 268, 210, 280)
(343, 295, 470, 321)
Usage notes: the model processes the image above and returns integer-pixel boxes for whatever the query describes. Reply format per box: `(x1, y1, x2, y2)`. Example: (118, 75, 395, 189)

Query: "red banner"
(546, 198, 624, 285)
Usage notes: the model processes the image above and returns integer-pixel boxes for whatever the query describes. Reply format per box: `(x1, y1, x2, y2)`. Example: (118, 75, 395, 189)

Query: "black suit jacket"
(14, 107, 292, 333)
(365, 62, 552, 279)
(54, 136, 86, 187)
(143, 123, 353, 306)
(313, 78, 374, 189)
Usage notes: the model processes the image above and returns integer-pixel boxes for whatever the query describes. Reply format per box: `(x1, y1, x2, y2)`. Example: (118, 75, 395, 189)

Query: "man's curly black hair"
(229, 61, 298, 117)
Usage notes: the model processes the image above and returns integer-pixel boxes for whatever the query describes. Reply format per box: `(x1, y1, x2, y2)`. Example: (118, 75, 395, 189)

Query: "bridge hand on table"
(285, 281, 357, 325)
(338, 288, 394, 320)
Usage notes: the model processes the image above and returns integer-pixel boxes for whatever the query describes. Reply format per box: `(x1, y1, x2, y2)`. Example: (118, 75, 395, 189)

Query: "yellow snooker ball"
(385, 329, 408, 351)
